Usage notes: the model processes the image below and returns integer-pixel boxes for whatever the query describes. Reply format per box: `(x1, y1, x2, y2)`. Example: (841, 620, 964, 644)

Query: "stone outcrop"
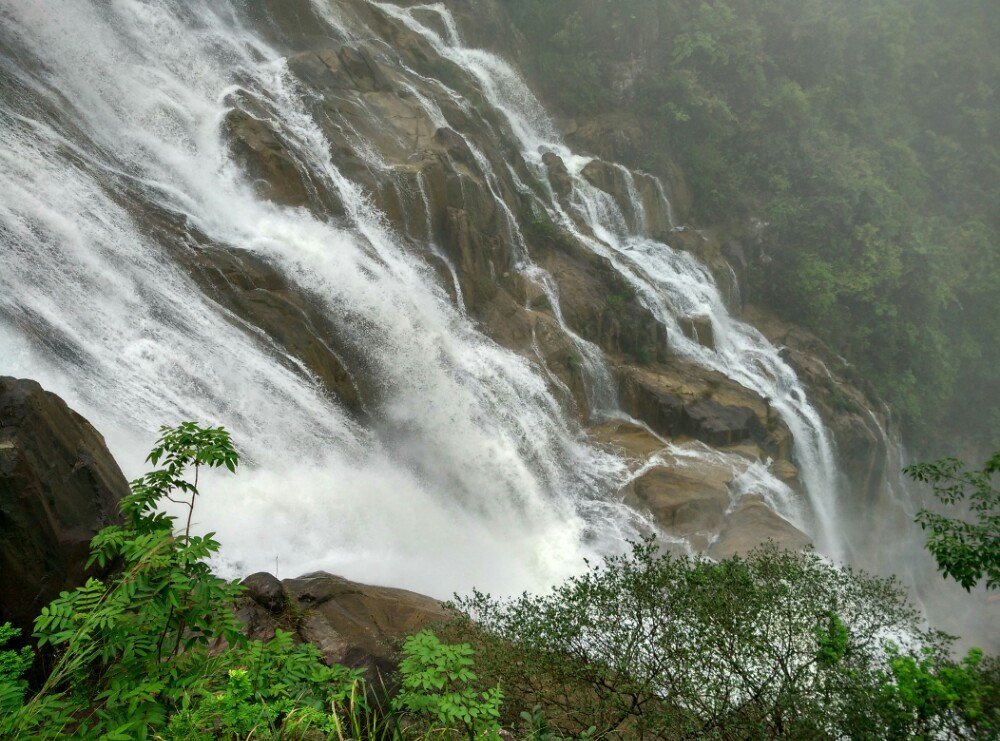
(0, 377, 128, 635)
(618, 364, 792, 458)
(236, 571, 450, 681)
(590, 420, 807, 556)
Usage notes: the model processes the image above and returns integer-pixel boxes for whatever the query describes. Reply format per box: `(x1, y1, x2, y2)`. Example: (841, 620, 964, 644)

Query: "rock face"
(590, 420, 808, 557)
(0, 377, 128, 635)
(237, 571, 450, 681)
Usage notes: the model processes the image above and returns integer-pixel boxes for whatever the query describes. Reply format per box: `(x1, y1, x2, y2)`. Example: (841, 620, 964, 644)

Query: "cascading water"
(1, 0, 900, 604)
(0, 0, 651, 596)
(379, 1, 847, 560)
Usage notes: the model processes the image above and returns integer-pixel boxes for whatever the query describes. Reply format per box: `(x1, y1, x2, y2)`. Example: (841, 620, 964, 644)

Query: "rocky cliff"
(200, 0, 896, 557)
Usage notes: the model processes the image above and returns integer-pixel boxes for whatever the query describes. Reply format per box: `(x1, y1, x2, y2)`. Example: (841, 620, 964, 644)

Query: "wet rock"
(337, 46, 391, 93)
(237, 572, 451, 679)
(0, 378, 127, 635)
(287, 48, 355, 92)
(223, 109, 314, 209)
(619, 365, 783, 451)
(581, 158, 627, 197)
(680, 315, 715, 350)
(434, 127, 478, 170)
(629, 465, 731, 551)
(708, 497, 810, 560)
(542, 151, 573, 200)
(591, 421, 808, 555)
(534, 238, 668, 364)
(684, 398, 758, 447)
(242, 572, 285, 613)
(178, 244, 366, 413)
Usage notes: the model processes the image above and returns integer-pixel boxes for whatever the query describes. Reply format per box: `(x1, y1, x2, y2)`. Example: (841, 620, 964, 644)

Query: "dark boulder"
(241, 572, 286, 613)
(542, 151, 573, 200)
(618, 365, 790, 456)
(0, 377, 128, 635)
(223, 109, 315, 210)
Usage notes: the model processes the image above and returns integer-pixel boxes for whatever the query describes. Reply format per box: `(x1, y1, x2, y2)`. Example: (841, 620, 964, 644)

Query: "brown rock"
(708, 497, 810, 560)
(680, 315, 715, 350)
(282, 573, 450, 676)
(224, 109, 314, 209)
(0, 378, 128, 635)
(542, 151, 573, 200)
(242, 572, 285, 613)
(618, 365, 775, 450)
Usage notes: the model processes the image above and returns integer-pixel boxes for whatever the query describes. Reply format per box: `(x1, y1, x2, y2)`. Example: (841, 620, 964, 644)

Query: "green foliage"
(0, 423, 365, 739)
(392, 630, 503, 739)
(0, 624, 34, 718)
(881, 646, 998, 739)
(506, 0, 999, 452)
(905, 450, 1000, 590)
(447, 538, 997, 738)
(813, 612, 849, 667)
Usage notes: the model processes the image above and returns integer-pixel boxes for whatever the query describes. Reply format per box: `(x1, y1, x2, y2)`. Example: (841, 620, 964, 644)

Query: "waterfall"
(1, 0, 855, 603)
(379, 1, 847, 560)
(0, 0, 653, 597)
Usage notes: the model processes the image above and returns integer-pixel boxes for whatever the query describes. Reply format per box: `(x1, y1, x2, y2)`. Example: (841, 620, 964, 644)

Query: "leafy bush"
(446, 539, 998, 739)
(392, 630, 503, 739)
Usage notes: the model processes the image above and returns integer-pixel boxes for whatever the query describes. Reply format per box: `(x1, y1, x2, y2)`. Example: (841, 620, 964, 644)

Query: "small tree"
(1, 423, 363, 739)
(392, 630, 503, 739)
(904, 450, 999, 590)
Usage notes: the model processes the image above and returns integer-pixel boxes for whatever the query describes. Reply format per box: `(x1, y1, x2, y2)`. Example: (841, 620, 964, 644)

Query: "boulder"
(542, 151, 573, 200)
(0, 378, 128, 635)
(223, 109, 316, 210)
(708, 497, 810, 560)
(618, 365, 788, 452)
(159, 235, 367, 414)
(234, 571, 450, 682)
(590, 421, 808, 555)
(242, 572, 285, 613)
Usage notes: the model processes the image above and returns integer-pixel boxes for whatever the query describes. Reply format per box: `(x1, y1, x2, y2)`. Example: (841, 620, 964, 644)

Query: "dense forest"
(505, 0, 998, 455)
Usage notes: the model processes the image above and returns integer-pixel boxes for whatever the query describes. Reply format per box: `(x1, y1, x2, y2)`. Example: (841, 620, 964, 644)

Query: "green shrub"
(392, 630, 503, 739)
(447, 538, 998, 739)
(1, 423, 364, 739)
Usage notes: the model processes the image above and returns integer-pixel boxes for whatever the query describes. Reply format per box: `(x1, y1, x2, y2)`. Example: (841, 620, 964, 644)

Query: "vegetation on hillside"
(505, 0, 999, 453)
(2, 424, 996, 738)
(447, 540, 998, 739)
